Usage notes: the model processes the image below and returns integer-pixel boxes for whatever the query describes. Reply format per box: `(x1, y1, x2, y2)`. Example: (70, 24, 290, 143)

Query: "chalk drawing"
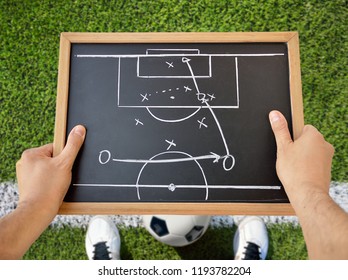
(135, 119, 144, 126)
(182, 56, 234, 170)
(166, 61, 174, 68)
(198, 117, 208, 129)
(76, 48, 285, 200)
(165, 139, 176, 150)
(135, 151, 209, 200)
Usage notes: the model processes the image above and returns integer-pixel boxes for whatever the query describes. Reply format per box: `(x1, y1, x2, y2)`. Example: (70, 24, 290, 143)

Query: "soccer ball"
(142, 215, 211, 247)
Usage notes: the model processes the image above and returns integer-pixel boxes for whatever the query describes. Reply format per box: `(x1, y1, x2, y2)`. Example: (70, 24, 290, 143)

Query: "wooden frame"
(54, 32, 303, 215)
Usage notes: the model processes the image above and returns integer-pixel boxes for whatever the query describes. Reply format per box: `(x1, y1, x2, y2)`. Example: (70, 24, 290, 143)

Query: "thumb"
(269, 111, 293, 151)
(57, 125, 86, 168)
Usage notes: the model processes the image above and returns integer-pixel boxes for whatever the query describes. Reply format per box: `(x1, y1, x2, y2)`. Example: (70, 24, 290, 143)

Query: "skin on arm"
(269, 110, 348, 259)
(0, 125, 86, 259)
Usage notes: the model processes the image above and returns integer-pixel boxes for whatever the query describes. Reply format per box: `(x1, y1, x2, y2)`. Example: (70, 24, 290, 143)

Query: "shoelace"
(242, 242, 261, 260)
(93, 241, 111, 260)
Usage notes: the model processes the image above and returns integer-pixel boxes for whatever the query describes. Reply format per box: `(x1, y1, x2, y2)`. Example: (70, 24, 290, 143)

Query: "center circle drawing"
(135, 151, 208, 201)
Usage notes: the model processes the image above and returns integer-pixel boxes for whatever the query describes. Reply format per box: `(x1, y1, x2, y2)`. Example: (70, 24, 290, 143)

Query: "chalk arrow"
(210, 152, 221, 163)
(182, 57, 231, 157)
(182, 57, 191, 63)
(112, 152, 225, 164)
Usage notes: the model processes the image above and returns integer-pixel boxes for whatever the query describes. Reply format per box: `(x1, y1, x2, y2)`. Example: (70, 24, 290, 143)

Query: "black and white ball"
(142, 215, 211, 247)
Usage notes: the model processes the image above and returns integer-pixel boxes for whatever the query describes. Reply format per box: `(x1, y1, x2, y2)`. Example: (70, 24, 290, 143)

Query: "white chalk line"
(137, 55, 212, 79)
(146, 49, 201, 55)
(76, 53, 285, 58)
(137, 75, 211, 79)
(112, 152, 225, 164)
(117, 52, 240, 108)
(204, 100, 230, 155)
(119, 105, 239, 109)
(235, 57, 240, 107)
(72, 183, 282, 190)
(146, 107, 201, 123)
(135, 151, 209, 200)
(3, 182, 347, 227)
(182, 57, 230, 156)
(117, 57, 121, 106)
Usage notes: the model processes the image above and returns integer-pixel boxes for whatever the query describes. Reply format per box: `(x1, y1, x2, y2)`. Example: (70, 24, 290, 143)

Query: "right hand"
(269, 111, 334, 205)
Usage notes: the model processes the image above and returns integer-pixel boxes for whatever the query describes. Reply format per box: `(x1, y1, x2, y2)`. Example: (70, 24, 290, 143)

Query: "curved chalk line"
(146, 107, 201, 123)
(182, 57, 234, 170)
(135, 151, 208, 201)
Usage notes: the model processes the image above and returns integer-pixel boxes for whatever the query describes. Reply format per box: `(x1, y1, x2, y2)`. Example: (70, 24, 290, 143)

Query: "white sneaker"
(233, 216, 268, 260)
(85, 216, 121, 260)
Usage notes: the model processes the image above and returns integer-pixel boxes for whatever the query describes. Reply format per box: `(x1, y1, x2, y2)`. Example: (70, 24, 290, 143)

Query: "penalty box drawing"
(76, 48, 285, 201)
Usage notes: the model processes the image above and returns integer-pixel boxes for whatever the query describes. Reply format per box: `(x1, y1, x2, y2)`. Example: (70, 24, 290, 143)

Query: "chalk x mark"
(135, 119, 144, 126)
(165, 139, 176, 150)
(140, 93, 149, 102)
(184, 86, 192, 92)
(166, 61, 174, 68)
(198, 117, 208, 129)
(207, 93, 216, 101)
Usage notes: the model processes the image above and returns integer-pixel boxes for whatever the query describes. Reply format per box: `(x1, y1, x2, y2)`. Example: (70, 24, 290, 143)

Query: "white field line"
(0, 181, 347, 227)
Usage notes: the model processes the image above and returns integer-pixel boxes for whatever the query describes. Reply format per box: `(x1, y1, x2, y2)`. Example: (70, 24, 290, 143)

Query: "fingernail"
(73, 125, 86, 137)
(269, 111, 281, 124)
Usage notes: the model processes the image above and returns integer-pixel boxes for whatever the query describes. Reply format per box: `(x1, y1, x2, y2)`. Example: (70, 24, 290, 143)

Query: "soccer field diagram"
(66, 44, 290, 203)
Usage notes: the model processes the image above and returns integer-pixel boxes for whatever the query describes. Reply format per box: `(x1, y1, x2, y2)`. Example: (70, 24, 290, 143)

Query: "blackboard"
(54, 33, 304, 215)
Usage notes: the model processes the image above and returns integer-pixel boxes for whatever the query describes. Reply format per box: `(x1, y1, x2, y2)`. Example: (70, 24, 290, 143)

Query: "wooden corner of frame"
(60, 32, 73, 44)
(288, 31, 300, 43)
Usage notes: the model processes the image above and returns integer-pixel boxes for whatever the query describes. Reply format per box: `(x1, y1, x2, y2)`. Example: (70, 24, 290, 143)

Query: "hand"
(16, 125, 86, 218)
(269, 111, 334, 207)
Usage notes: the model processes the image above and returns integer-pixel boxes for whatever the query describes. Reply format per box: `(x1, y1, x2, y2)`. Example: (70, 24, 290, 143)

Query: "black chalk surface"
(65, 43, 292, 203)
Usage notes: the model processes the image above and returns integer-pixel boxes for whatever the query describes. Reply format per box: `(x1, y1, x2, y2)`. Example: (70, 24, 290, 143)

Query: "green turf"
(23, 223, 307, 260)
(0, 0, 346, 261)
(0, 0, 347, 181)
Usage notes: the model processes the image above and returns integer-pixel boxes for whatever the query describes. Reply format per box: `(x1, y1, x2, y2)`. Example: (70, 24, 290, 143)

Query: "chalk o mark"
(99, 150, 111, 165)
(223, 154, 235, 171)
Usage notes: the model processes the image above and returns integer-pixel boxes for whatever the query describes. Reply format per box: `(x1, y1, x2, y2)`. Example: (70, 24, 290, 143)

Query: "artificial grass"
(23, 223, 307, 260)
(0, 0, 345, 261)
(0, 0, 347, 182)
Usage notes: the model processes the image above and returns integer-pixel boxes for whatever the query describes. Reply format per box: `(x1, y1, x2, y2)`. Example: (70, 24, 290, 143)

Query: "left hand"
(16, 125, 86, 217)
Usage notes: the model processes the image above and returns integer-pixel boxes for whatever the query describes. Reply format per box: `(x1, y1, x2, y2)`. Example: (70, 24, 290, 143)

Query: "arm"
(269, 110, 348, 259)
(0, 125, 86, 259)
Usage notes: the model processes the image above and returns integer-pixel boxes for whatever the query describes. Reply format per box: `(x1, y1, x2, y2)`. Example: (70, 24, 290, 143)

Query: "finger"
(37, 143, 54, 157)
(303, 125, 335, 156)
(57, 125, 86, 168)
(303, 125, 325, 140)
(18, 143, 53, 162)
(269, 110, 293, 150)
(303, 124, 319, 134)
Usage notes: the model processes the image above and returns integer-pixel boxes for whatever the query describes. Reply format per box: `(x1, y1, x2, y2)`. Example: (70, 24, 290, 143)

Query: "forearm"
(290, 185, 348, 259)
(0, 126, 85, 259)
(0, 202, 54, 259)
(269, 111, 347, 258)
